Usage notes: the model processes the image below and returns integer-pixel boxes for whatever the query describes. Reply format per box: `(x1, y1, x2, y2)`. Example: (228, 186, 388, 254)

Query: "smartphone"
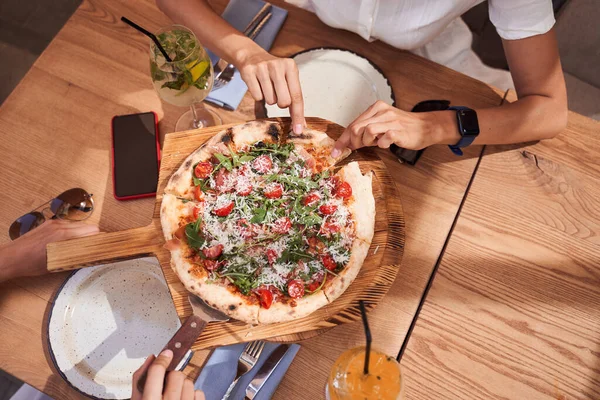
(111, 112, 160, 200)
(390, 100, 451, 165)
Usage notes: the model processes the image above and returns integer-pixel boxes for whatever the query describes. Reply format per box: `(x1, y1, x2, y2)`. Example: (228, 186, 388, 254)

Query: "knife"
(244, 344, 291, 400)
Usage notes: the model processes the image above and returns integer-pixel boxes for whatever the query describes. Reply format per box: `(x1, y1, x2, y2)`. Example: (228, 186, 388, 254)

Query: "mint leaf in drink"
(150, 61, 166, 81)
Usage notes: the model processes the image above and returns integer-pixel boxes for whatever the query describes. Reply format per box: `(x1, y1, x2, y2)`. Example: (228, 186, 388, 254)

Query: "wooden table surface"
(0, 0, 513, 399)
(400, 90, 600, 399)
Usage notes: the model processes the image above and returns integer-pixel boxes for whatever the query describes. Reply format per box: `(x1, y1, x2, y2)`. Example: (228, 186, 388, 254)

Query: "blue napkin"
(205, 0, 288, 111)
(195, 342, 300, 400)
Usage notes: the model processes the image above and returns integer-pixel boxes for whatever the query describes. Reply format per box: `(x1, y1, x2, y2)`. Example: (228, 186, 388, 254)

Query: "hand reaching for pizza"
(238, 49, 306, 134)
(131, 350, 205, 400)
(331, 101, 458, 156)
(0, 220, 99, 283)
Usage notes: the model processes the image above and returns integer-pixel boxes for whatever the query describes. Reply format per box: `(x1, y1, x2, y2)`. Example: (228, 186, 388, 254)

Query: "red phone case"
(111, 111, 161, 201)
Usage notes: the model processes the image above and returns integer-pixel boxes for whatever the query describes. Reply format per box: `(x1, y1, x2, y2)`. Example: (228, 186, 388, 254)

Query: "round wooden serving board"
(46, 117, 405, 350)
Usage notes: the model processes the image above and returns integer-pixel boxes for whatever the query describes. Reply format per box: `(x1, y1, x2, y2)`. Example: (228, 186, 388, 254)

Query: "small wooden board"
(47, 117, 405, 350)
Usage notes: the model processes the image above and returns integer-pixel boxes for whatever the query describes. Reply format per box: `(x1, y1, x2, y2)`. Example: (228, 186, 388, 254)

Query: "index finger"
(144, 349, 173, 399)
(285, 62, 305, 134)
(331, 130, 352, 158)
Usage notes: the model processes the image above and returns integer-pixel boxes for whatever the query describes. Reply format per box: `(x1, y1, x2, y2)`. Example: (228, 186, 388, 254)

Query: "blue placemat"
(206, 0, 288, 110)
(195, 342, 300, 400)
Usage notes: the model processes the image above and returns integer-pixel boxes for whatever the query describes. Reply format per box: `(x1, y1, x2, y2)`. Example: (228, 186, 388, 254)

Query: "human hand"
(131, 350, 205, 400)
(238, 49, 305, 133)
(331, 101, 458, 156)
(0, 220, 99, 282)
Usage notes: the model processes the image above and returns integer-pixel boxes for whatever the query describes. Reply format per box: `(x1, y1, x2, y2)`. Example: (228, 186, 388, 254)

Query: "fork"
(213, 12, 273, 91)
(221, 340, 266, 400)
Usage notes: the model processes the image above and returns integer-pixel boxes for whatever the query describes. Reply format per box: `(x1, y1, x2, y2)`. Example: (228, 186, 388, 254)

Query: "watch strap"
(448, 106, 476, 156)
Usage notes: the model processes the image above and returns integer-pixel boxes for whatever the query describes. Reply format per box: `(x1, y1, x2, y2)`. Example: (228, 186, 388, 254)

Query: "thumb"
(331, 131, 351, 158)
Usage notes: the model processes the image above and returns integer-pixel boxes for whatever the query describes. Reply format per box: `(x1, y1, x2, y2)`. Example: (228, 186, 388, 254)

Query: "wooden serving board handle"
(46, 224, 163, 272)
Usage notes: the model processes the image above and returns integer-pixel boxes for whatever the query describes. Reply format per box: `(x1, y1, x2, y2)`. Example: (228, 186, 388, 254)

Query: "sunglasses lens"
(412, 100, 451, 113)
(51, 188, 94, 221)
(9, 212, 46, 240)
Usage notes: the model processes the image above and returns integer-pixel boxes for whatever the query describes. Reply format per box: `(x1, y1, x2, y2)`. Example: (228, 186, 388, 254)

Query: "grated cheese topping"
(181, 142, 356, 299)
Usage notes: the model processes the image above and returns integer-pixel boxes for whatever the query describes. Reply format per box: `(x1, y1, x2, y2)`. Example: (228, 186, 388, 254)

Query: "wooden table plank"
(400, 90, 600, 400)
(0, 0, 508, 398)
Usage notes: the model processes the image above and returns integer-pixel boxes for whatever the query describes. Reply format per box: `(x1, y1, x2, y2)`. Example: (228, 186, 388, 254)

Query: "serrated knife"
(244, 344, 291, 400)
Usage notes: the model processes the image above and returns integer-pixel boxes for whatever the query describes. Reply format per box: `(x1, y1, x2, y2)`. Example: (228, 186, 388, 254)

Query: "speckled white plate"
(264, 47, 395, 127)
(48, 258, 181, 400)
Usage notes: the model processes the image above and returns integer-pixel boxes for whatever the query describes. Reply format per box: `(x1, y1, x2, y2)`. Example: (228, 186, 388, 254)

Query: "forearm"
(156, 0, 264, 66)
(433, 95, 568, 146)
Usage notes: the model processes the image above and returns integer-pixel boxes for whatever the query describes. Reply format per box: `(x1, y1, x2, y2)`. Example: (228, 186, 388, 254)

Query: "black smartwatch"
(448, 106, 479, 156)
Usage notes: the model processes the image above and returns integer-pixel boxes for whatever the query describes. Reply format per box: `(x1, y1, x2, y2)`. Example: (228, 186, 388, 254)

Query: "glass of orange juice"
(326, 347, 404, 400)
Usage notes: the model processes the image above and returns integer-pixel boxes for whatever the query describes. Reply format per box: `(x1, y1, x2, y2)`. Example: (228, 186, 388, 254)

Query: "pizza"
(160, 120, 375, 324)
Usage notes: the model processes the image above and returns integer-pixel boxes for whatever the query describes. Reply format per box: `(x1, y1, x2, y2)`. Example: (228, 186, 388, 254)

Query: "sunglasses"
(9, 188, 95, 240)
(390, 100, 451, 165)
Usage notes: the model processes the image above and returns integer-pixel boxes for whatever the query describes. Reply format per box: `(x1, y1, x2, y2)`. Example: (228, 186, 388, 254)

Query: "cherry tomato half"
(334, 181, 352, 199)
(322, 254, 337, 271)
(272, 217, 292, 234)
(264, 183, 283, 199)
(213, 201, 234, 217)
(256, 288, 273, 309)
(253, 155, 273, 174)
(319, 204, 338, 215)
(303, 192, 321, 206)
(287, 280, 305, 299)
(194, 161, 213, 179)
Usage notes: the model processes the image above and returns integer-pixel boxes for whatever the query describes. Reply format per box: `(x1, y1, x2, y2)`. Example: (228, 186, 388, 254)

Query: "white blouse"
(285, 0, 555, 89)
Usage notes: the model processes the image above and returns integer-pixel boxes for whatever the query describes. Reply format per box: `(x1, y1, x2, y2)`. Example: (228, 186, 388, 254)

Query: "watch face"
(458, 109, 479, 136)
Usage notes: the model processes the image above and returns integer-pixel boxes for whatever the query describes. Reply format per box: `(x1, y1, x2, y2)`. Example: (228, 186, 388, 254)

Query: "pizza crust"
(160, 194, 192, 241)
(170, 249, 260, 324)
(323, 239, 370, 303)
(288, 128, 351, 168)
(337, 162, 375, 242)
(257, 291, 329, 324)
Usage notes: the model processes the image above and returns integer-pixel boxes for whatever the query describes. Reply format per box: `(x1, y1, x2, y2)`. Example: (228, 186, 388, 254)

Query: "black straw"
(121, 17, 172, 62)
(359, 300, 372, 375)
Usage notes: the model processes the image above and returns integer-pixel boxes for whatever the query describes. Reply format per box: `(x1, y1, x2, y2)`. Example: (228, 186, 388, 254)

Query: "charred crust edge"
(267, 123, 280, 140)
(288, 131, 313, 140)
(221, 128, 233, 144)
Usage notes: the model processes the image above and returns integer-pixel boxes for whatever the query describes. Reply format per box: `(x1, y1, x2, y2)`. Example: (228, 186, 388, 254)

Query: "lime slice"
(186, 60, 209, 82)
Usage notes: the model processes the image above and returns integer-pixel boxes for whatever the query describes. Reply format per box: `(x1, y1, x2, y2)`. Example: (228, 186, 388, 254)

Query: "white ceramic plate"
(265, 48, 395, 127)
(48, 258, 181, 400)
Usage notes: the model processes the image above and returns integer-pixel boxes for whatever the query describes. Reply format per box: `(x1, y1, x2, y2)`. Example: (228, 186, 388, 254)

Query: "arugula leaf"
(280, 249, 312, 263)
(214, 153, 233, 171)
(313, 169, 331, 181)
(270, 174, 318, 191)
(249, 142, 295, 158)
(185, 222, 205, 249)
(250, 207, 267, 223)
(192, 176, 211, 192)
(238, 155, 255, 164)
(233, 275, 255, 295)
(299, 214, 323, 227)
(176, 196, 191, 203)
